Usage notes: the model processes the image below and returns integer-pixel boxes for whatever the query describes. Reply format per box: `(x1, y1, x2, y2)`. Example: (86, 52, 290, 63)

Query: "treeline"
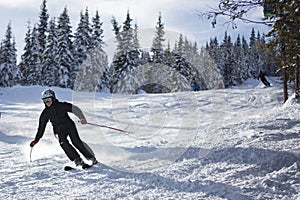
(204, 28, 277, 87)
(0, 0, 105, 89)
(0, 0, 277, 93)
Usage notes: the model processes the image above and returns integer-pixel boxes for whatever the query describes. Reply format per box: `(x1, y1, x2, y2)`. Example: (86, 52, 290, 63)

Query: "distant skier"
(30, 89, 98, 168)
(258, 71, 271, 87)
(193, 82, 200, 91)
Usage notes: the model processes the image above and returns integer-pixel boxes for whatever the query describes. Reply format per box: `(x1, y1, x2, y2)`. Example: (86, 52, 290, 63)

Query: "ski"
(82, 163, 93, 169)
(64, 163, 93, 171)
(64, 165, 76, 171)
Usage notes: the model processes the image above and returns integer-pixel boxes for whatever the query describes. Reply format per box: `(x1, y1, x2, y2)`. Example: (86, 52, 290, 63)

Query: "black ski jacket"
(34, 99, 86, 141)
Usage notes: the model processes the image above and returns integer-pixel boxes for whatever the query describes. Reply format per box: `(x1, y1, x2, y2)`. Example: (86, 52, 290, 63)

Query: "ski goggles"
(42, 97, 52, 103)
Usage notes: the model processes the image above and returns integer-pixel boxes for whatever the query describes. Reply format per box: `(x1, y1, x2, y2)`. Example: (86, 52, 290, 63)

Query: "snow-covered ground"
(0, 77, 300, 200)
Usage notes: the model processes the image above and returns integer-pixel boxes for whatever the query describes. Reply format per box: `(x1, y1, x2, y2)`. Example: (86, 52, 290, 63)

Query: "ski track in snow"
(0, 79, 300, 199)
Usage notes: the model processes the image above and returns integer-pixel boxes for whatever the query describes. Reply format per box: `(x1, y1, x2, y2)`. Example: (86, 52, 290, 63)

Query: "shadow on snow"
(0, 131, 28, 144)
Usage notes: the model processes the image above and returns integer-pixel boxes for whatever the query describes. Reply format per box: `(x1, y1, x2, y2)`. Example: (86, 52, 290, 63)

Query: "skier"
(30, 89, 98, 168)
(193, 82, 200, 91)
(258, 70, 271, 87)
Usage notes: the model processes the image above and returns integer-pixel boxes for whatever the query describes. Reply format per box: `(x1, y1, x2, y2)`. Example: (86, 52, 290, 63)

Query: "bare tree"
(198, 0, 276, 28)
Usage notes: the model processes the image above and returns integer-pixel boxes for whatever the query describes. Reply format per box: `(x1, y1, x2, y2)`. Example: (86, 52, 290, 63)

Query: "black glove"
(30, 140, 38, 147)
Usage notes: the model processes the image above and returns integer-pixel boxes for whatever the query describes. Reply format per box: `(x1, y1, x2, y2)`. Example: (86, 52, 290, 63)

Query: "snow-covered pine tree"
(171, 54, 194, 83)
(11, 36, 21, 84)
(36, 0, 49, 66)
(151, 12, 165, 63)
(0, 22, 21, 87)
(27, 26, 42, 85)
(240, 35, 250, 80)
(96, 68, 111, 93)
(164, 41, 171, 58)
(173, 34, 184, 57)
(248, 28, 259, 78)
(188, 41, 198, 64)
(91, 10, 105, 50)
(198, 47, 223, 89)
(19, 21, 33, 85)
(73, 8, 92, 66)
(206, 37, 220, 67)
(111, 16, 122, 58)
(232, 34, 243, 85)
(110, 11, 142, 93)
(42, 18, 59, 86)
(0, 41, 3, 64)
(133, 23, 140, 51)
(74, 46, 108, 92)
(111, 49, 142, 88)
(56, 7, 75, 88)
(183, 37, 192, 61)
(120, 11, 135, 55)
(181, 41, 210, 90)
(169, 34, 200, 88)
(220, 31, 235, 87)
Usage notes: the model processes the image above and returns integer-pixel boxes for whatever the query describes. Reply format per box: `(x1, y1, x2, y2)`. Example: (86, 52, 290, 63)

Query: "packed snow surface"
(0, 77, 300, 199)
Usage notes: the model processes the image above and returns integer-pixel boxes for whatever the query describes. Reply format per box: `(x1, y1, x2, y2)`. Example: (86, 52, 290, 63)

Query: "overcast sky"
(0, 0, 272, 61)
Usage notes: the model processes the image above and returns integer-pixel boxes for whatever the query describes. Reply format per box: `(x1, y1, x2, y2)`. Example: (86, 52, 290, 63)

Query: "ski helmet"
(41, 89, 56, 100)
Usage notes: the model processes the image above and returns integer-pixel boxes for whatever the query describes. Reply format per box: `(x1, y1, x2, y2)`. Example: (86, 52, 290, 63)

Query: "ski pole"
(30, 147, 33, 162)
(82, 121, 133, 134)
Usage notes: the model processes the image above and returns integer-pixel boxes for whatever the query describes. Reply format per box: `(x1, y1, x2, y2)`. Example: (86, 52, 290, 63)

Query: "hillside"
(0, 77, 299, 199)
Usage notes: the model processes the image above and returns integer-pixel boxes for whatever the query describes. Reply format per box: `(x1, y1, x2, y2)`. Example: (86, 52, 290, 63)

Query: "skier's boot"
(74, 157, 84, 166)
(89, 157, 98, 165)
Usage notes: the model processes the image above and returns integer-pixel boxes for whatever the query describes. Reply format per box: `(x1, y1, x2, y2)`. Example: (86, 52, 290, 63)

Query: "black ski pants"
(56, 124, 94, 161)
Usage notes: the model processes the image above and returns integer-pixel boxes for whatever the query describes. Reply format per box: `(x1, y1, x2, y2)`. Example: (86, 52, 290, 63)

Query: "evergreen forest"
(0, 0, 280, 94)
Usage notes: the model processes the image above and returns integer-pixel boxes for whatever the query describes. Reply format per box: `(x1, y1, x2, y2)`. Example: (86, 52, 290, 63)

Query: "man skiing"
(258, 70, 271, 87)
(30, 89, 98, 169)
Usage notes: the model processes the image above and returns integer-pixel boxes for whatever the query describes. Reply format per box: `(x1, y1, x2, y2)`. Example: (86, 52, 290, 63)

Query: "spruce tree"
(232, 34, 242, 85)
(42, 18, 59, 86)
(19, 21, 33, 85)
(174, 34, 184, 56)
(220, 31, 235, 87)
(151, 12, 165, 62)
(183, 37, 191, 60)
(133, 23, 140, 50)
(0, 41, 3, 65)
(74, 46, 108, 92)
(27, 26, 42, 85)
(111, 12, 141, 92)
(241, 36, 250, 80)
(91, 10, 104, 49)
(206, 37, 220, 66)
(74, 9, 108, 92)
(37, 0, 49, 63)
(0, 22, 21, 87)
(73, 8, 92, 66)
(248, 28, 259, 77)
(111, 16, 122, 58)
(197, 47, 223, 89)
(122, 11, 134, 52)
(56, 7, 75, 88)
(18, 23, 41, 86)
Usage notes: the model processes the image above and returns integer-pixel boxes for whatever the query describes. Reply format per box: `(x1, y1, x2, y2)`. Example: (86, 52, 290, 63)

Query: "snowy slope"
(0, 78, 300, 200)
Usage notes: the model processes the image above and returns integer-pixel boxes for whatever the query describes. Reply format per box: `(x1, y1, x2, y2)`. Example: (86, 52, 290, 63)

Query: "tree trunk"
(295, 55, 300, 99)
(283, 67, 288, 102)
